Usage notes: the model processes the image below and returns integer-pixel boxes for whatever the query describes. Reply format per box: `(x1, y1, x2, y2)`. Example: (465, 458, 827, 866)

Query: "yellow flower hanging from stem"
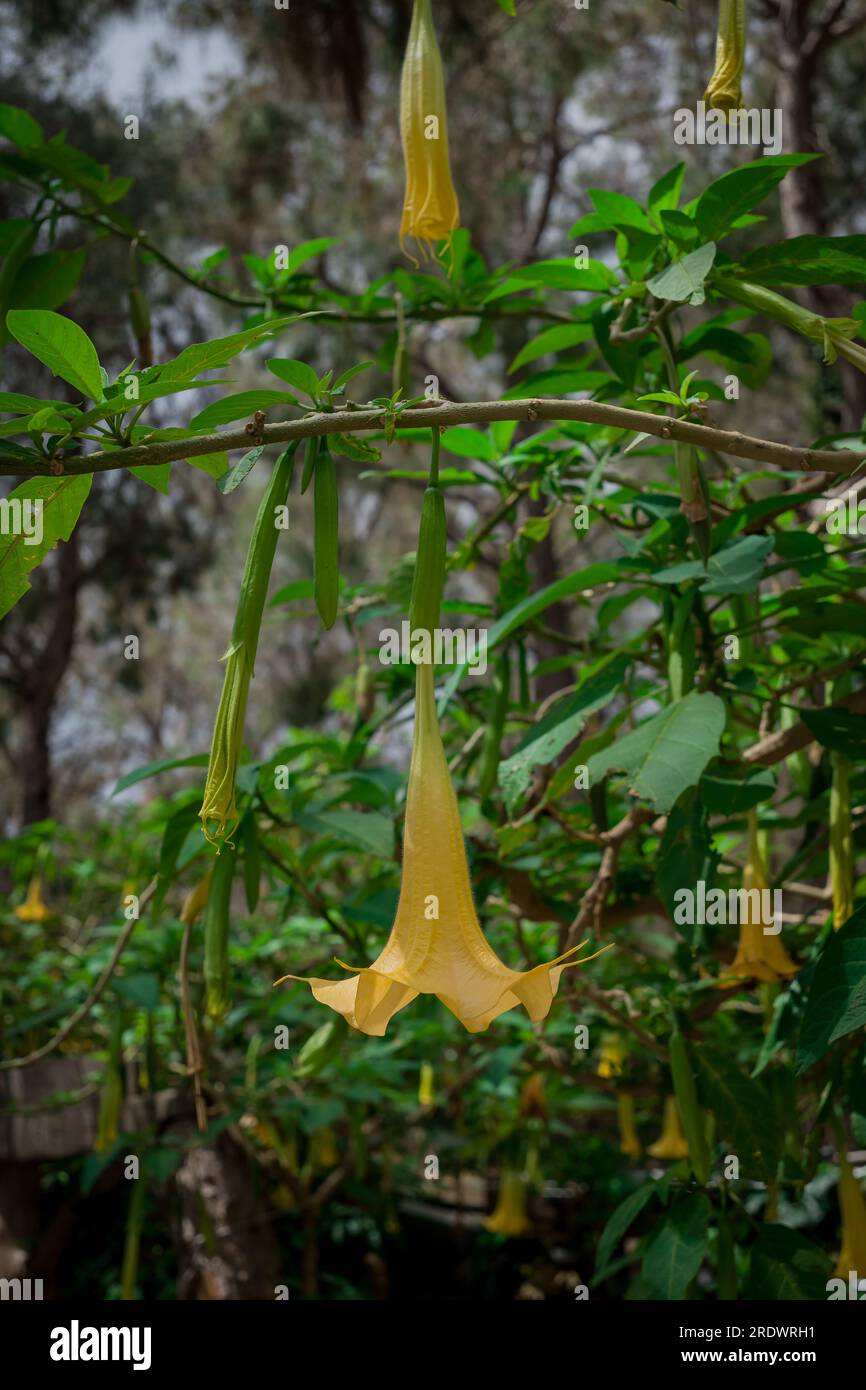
(276, 430, 611, 1034)
(705, 0, 746, 112)
(719, 810, 798, 986)
(647, 1095, 690, 1161)
(485, 1169, 531, 1238)
(399, 0, 460, 264)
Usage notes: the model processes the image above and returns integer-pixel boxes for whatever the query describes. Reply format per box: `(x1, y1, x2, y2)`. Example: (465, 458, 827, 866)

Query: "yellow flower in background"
(15, 876, 49, 922)
(399, 0, 460, 262)
(276, 664, 610, 1035)
(647, 1095, 690, 1160)
(597, 1033, 627, 1079)
(719, 812, 798, 987)
(705, 0, 746, 112)
(310, 1127, 339, 1171)
(834, 1152, 866, 1280)
(519, 1072, 548, 1121)
(617, 1092, 641, 1159)
(486, 1169, 531, 1238)
(180, 871, 213, 926)
(418, 1061, 435, 1107)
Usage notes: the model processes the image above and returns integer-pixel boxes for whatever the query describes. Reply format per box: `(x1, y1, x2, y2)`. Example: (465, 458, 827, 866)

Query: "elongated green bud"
(200, 447, 295, 845)
(714, 274, 866, 372)
(204, 838, 238, 1023)
(669, 1021, 711, 1185)
(830, 751, 854, 931)
(313, 447, 340, 629)
(409, 429, 447, 639)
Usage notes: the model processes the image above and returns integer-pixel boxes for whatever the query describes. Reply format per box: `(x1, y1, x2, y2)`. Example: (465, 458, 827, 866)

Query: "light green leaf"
(586, 691, 725, 812)
(0, 473, 92, 618)
(647, 242, 716, 306)
(6, 309, 103, 401)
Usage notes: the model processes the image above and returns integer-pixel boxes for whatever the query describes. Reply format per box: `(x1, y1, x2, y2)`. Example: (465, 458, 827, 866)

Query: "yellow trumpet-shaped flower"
(705, 0, 746, 112)
(486, 1169, 531, 1239)
(597, 1032, 627, 1079)
(15, 875, 49, 922)
(277, 664, 610, 1035)
(399, 0, 460, 263)
(617, 1092, 641, 1159)
(719, 812, 798, 987)
(835, 1152, 866, 1281)
(418, 1061, 435, 1107)
(647, 1095, 690, 1160)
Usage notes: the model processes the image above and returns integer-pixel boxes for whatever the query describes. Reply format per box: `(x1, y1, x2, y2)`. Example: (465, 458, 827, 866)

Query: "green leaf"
(800, 707, 866, 754)
(642, 1194, 711, 1299)
(588, 189, 653, 232)
(295, 808, 394, 860)
(508, 258, 618, 292)
(693, 155, 818, 242)
(656, 799, 718, 930)
(266, 357, 320, 400)
(735, 235, 866, 288)
(653, 535, 774, 595)
(0, 474, 92, 619)
(217, 445, 264, 495)
(586, 691, 725, 813)
(647, 242, 716, 307)
(648, 164, 685, 221)
(190, 390, 296, 431)
(150, 316, 298, 383)
(6, 309, 103, 401)
(596, 1183, 658, 1276)
(8, 249, 86, 311)
(439, 426, 495, 461)
(285, 237, 339, 277)
(268, 579, 315, 607)
(796, 905, 866, 1073)
(111, 753, 209, 796)
(0, 104, 43, 148)
(696, 1046, 781, 1181)
(744, 1225, 831, 1300)
(699, 764, 776, 814)
(499, 654, 630, 812)
(508, 323, 594, 374)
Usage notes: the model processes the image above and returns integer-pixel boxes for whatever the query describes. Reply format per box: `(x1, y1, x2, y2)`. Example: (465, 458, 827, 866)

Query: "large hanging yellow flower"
(705, 0, 746, 112)
(719, 812, 798, 987)
(835, 1152, 866, 1280)
(399, 0, 460, 261)
(277, 664, 608, 1036)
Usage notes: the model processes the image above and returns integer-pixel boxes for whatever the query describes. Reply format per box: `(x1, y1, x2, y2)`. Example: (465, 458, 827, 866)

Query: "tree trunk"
(774, 0, 866, 430)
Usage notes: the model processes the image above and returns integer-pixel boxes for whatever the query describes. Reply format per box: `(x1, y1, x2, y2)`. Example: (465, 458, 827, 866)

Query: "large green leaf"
(586, 691, 725, 812)
(499, 653, 630, 812)
(743, 1225, 831, 1300)
(796, 906, 866, 1073)
(652, 535, 773, 595)
(148, 316, 298, 383)
(595, 1182, 658, 1276)
(735, 235, 866, 287)
(693, 154, 818, 242)
(190, 390, 296, 431)
(641, 1193, 711, 1299)
(0, 474, 92, 619)
(6, 309, 103, 401)
(800, 708, 866, 754)
(699, 763, 776, 814)
(9, 249, 86, 311)
(112, 753, 209, 796)
(296, 808, 394, 860)
(696, 1046, 781, 1181)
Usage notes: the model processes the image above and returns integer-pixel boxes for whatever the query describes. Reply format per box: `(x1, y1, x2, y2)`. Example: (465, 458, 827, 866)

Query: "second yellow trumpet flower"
(399, 0, 460, 262)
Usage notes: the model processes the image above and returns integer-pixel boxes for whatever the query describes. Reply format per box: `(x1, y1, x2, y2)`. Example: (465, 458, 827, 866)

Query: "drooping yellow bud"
(720, 811, 798, 986)
(485, 1169, 531, 1238)
(180, 871, 213, 926)
(834, 1152, 866, 1281)
(519, 1071, 548, 1121)
(617, 1092, 641, 1159)
(15, 875, 49, 922)
(705, 0, 746, 112)
(597, 1033, 627, 1079)
(418, 1061, 435, 1107)
(647, 1095, 690, 1160)
(399, 0, 460, 263)
(277, 663, 610, 1034)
